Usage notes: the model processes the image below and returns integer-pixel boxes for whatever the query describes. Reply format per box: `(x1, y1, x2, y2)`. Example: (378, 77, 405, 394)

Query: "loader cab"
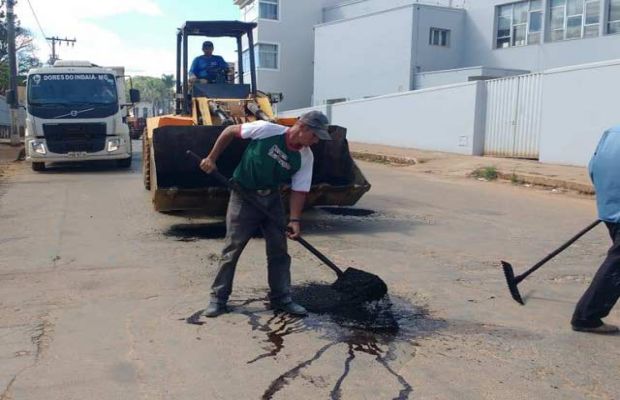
(176, 20, 258, 115)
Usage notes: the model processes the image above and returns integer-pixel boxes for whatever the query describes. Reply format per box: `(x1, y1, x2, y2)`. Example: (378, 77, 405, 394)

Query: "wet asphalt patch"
(318, 207, 376, 217)
(164, 223, 266, 241)
(184, 288, 444, 400)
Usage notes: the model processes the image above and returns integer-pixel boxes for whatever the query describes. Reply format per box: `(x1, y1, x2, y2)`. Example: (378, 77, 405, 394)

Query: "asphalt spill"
(184, 286, 443, 400)
(164, 223, 264, 241)
(319, 207, 376, 217)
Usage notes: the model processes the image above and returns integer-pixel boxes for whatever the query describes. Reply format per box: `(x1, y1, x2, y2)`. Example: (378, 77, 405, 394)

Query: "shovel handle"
(186, 150, 345, 277)
(515, 219, 602, 283)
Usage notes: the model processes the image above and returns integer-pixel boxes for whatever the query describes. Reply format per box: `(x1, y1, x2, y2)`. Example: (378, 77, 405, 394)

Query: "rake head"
(501, 261, 525, 305)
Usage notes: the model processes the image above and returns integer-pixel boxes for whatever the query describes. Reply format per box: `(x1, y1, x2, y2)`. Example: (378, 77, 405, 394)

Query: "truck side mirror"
(129, 89, 141, 103)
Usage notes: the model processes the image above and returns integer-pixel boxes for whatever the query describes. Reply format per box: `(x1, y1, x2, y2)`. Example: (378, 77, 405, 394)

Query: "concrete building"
(234, 0, 344, 111)
(235, 0, 620, 110)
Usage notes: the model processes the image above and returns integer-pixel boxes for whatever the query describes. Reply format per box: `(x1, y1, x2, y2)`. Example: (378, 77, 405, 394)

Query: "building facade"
(234, 0, 620, 110)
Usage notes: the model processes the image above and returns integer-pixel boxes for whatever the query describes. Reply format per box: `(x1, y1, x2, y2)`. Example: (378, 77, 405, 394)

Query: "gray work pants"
(210, 190, 292, 305)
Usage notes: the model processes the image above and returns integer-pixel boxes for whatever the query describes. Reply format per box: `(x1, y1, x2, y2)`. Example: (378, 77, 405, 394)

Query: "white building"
(235, 0, 620, 109)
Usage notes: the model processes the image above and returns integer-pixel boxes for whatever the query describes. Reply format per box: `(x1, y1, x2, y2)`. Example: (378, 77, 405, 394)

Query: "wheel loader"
(142, 21, 370, 214)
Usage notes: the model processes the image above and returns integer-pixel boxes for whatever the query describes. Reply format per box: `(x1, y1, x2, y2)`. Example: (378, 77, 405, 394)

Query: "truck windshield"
(28, 73, 118, 106)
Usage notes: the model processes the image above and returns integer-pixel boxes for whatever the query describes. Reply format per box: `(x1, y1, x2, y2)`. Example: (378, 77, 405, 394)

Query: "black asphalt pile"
(292, 283, 398, 332)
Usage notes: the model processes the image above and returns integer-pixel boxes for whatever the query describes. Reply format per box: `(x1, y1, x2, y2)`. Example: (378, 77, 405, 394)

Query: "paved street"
(0, 142, 618, 399)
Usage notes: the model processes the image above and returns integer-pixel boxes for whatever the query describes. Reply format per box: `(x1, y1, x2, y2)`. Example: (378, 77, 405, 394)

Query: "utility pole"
(6, 0, 20, 146)
(46, 36, 77, 64)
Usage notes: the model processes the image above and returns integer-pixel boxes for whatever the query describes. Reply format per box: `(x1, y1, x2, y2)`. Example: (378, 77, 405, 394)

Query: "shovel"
(502, 220, 602, 305)
(187, 150, 388, 305)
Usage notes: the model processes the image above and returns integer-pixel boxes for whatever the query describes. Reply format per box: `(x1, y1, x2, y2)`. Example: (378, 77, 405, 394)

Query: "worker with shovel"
(199, 111, 332, 318)
(571, 126, 620, 334)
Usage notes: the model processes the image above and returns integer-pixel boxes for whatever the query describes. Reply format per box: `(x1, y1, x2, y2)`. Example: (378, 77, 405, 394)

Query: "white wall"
(314, 6, 415, 105)
(411, 5, 466, 73)
(330, 81, 486, 155)
(415, 66, 529, 89)
(463, 0, 620, 72)
(539, 60, 620, 166)
(323, 0, 466, 21)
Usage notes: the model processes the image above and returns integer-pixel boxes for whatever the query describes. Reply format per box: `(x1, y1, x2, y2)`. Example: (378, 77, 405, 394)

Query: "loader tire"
(143, 133, 151, 191)
(31, 162, 45, 172)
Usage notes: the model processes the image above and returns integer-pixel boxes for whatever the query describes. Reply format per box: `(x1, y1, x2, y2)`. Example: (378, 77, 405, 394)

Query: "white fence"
(484, 73, 543, 159)
(282, 58, 620, 166)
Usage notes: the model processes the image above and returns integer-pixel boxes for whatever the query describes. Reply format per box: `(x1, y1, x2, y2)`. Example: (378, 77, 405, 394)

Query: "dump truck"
(142, 21, 370, 214)
(24, 61, 140, 171)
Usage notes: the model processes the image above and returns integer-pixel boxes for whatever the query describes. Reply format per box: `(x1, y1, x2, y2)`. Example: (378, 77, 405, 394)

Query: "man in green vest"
(199, 111, 332, 317)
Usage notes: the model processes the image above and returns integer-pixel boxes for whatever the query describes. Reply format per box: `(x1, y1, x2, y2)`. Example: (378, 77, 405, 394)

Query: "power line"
(25, 0, 53, 52)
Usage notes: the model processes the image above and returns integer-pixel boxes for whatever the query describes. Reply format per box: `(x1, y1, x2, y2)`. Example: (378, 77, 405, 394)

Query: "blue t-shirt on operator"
(189, 55, 228, 82)
(589, 125, 620, 223)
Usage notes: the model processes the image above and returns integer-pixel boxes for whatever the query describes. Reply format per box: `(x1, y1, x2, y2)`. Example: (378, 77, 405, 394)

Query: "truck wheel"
(143, 135, 151, 190)
(31, 162, 46, 171)
(117, 157, 132, 168)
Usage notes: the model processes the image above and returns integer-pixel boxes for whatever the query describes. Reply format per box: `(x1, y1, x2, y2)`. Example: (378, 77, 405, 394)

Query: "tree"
(0, 0, 42, 92)
(126, 74, 176, 116)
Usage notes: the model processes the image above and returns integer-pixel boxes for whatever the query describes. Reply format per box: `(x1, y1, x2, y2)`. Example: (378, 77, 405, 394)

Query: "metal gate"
(484, 73, 543, 159)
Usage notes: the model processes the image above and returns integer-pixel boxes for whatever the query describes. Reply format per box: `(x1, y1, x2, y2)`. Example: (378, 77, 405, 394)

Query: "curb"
(497, 171, 594, 195)
(351, 150, 594, 195)
(350, 151, 417, 166)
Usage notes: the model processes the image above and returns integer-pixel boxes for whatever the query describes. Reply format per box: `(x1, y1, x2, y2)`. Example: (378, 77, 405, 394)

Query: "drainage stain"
(319, 207, 376, 217)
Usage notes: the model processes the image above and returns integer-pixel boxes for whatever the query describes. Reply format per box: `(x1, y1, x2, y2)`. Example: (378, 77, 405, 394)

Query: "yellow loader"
(142, 21, 370, 214)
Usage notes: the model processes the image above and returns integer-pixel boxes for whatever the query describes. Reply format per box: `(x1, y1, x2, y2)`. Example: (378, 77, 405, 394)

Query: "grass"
(472, 166, 499, 181)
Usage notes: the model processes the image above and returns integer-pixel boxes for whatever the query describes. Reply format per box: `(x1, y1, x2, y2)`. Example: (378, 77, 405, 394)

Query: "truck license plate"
(67, 152, 88, 157)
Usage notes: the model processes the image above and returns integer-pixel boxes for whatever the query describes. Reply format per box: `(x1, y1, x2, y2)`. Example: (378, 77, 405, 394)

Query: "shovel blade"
(501, 261, 525, 305)
(332, 267, 388, 304)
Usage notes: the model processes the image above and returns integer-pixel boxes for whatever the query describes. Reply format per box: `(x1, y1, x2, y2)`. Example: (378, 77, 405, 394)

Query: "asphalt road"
(0, 142, 617, 399)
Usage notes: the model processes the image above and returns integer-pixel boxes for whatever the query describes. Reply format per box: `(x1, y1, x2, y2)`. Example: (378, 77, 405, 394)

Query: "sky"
(15, 0, 242, 77)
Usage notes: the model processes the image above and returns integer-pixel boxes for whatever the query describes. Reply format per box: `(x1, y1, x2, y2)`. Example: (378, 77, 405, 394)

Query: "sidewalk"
(0, 143, 24, 181)
(349, 142, 594, 195)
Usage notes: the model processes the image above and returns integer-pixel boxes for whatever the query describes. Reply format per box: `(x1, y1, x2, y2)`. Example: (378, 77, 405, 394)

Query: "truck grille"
(43, 123, 107, 154)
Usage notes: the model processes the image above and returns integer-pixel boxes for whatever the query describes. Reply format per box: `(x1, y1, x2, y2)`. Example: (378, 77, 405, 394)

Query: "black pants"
(572, 222, 620, 327)
(210, 190, 292, 306)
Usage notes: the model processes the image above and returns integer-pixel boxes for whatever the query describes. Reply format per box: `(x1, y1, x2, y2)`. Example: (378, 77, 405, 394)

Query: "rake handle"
(186, 150, 344, 277)
(515, 219, 602, 284)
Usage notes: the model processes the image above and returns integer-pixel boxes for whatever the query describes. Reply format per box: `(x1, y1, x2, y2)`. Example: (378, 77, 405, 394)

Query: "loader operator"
(571, 125, 620, 334)
(199, 111, 332, 318)
(189, 41, 229, 84)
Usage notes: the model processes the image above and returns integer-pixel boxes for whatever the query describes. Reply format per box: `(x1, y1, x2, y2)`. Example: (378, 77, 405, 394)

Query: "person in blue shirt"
(189, 41, 229, 84)
(572, 126, 620, 334)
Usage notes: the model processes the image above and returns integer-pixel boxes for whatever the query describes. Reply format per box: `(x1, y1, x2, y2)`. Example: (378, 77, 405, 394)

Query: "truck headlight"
(107, 138, 121, 152)
(30, 140, 47, 155)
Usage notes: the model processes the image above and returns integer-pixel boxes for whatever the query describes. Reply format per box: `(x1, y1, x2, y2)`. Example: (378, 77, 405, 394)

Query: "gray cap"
(299, 110, 331, 140)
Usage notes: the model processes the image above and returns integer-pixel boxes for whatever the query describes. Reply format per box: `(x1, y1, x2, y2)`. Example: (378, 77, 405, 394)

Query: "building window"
(259, 0, 279, 20)
(429, 28, 451, 46)
(496, 0, 543, 48)
(609, 0, 620, 33)
(549, 0, 600, 41)
(243, 44, 279, 70)
(258, 43, 278, 69)
(242, 1, 257, 22)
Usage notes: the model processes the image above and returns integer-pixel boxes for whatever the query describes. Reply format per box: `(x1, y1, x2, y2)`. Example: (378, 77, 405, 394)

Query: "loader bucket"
(149, 124, 370, 213)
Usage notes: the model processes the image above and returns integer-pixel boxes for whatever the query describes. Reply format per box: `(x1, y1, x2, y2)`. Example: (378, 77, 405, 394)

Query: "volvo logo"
(70, 110, 79, 117)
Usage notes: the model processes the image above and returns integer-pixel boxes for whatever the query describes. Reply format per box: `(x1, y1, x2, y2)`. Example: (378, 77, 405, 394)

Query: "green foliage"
(472, 166, 499, 181)
(126, 74, 175, 115)
(0, 0, 42, 92)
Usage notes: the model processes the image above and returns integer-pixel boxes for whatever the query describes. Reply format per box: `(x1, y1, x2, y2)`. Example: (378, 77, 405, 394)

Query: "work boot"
(572, 322, 619, 334)
(203, 302, 228, 318)
(271, 301, 308, 316)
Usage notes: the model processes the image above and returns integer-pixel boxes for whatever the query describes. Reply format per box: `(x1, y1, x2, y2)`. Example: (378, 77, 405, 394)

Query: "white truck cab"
(24, 60, 139, 171)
